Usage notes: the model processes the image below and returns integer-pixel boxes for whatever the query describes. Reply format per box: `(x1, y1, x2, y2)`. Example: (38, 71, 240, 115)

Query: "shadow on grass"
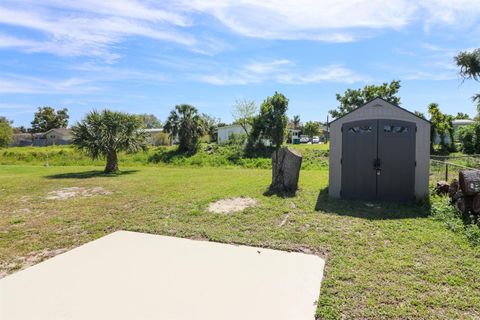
(263, 187, 297, 198)
(45, 170, 139, 179)
(315, 187, 431, 220)
(148, 147, 194, 163)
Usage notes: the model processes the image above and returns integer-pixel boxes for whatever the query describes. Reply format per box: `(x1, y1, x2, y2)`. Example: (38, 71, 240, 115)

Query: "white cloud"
(0, 75, 100, 94)
(196, 60, 365, 85)
(178, 0, 480, 41)
(0, 1, 196, 62)
(0, 0, 479, 62)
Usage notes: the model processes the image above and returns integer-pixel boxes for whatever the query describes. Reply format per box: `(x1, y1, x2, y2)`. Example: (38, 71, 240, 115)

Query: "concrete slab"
(0, 231, 325, 320)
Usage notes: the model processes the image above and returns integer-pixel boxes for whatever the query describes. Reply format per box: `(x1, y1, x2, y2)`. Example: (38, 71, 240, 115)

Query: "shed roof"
(329, 97, 430, 125)
(44, 128, 73, 136)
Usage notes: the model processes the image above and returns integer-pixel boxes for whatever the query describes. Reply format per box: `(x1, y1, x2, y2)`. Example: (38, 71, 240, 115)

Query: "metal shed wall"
(329, 98, 430, 199)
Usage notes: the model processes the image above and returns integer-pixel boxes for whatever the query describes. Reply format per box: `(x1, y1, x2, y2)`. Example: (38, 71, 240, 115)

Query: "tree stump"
(270, 147, 302, 193)
(456, 195, 473, 215)
(459, 170, 480, 196)
(472, 194, 480, 214)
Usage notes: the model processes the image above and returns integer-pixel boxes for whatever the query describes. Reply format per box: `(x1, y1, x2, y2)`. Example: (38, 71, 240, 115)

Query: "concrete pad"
(0, 231, 325, 320)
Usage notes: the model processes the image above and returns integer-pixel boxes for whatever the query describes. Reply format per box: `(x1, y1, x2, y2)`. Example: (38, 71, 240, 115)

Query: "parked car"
(299, 135, 310, 143)
(312, 136, 320, 144)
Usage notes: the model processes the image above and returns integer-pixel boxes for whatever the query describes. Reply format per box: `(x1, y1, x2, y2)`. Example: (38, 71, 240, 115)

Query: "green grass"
(0, 144, 329, 169)
(1, 165, 479, 319)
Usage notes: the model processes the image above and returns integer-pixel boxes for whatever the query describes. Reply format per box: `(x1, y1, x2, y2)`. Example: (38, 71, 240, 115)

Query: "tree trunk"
(270, 147, 302, 194)
(459, 170, 480, 196)
(105, 150, 119, 173)
(456, 195, 473, 214)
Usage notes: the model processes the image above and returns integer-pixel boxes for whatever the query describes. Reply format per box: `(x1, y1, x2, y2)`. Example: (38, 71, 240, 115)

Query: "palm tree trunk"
(105, 150, 119, 173)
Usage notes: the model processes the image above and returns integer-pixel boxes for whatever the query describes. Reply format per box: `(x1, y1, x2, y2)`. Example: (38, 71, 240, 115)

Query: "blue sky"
(1, 0, 480, 127)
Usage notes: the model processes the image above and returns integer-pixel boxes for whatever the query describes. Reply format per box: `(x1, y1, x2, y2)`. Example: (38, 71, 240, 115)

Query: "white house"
(217, 124, 250, 144)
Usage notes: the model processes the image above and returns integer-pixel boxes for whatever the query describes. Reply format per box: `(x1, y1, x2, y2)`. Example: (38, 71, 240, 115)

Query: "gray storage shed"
(329, 98, 430, 201)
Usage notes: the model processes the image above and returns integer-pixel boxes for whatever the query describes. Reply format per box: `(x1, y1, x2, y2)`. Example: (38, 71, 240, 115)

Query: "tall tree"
(303, 121, 321, 138)
(164, 104, 205, 154)
(137, 114, 162, 129)
(30, 107, 69, 133)
(249, 92, 289, 150)
(455, 49, 480, 115)
(72, 110, 147, 173)
(329, 80, 401, 119)
(0, 116, 13, 148)
(232, 99, 257, 137)
(454, 112, 471, 120)
(290, 115, 301, 130)
(428, 103, 454, 153)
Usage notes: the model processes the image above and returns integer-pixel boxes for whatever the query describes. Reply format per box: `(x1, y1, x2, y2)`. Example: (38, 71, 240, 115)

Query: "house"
(288, 129, 301, 144)
(452, 119, 475, 129)
(329, 97, 430, 201)
(42, 128, 73, 145)
(11, 133, 33, 147)
(217, 124, 250, 144)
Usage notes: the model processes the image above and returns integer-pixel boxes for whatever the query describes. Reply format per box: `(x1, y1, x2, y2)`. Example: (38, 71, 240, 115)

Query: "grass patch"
(430, 195, 480, 246)
(0, 144, 329, 169)
(1, 165, 479, 319)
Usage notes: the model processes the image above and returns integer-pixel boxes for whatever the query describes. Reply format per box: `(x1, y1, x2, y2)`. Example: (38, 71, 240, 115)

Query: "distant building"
(217, 124, 250, 144)
(11, 133, 33, 147)
(452, 119, 475, 128)
(288, 129, 301, 144)
(11, 128, 73, 147)
(43, 128, 73, 145)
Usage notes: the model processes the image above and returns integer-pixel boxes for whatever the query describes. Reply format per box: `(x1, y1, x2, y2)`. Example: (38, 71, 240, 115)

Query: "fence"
(430, 155, 480, 183)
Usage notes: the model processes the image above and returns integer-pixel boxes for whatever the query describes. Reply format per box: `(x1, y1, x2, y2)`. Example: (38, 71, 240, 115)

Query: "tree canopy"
(30, 106, 69, 133)
(455, 49, 480, 114)
(428, 103, 454, 153)
(164, 104, 205, 154)
(289, 115, 301, 130)
(454, 112, 471, 120)
(248, 92, 289, 150)
(201, 113, 221, 141)
(137, 114, 162, 129)
(303, 121, 321, 138)
(232, 99, 257, 137)
(72, 110, 147, 173)
(329, 80, 401, 119)
(0, 116, 13, 148)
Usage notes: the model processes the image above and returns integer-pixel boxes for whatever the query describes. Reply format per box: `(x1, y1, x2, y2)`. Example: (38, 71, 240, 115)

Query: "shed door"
(341, 120, 378, 200)
(377, 119, 416, 201)
(341, 119, 416, 201)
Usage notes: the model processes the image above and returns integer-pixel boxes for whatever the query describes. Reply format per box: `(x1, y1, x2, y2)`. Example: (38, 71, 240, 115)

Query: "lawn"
(1, 164, 479, 319)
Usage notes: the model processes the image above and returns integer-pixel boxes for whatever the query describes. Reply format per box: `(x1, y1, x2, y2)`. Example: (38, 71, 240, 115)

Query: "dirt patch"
(46, 187, 112, 200)
(207, 197, 257, 214)
(0, 248, 69, 279)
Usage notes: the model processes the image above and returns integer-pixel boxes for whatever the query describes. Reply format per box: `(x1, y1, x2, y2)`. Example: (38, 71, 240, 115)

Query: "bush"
(457, 122, 480, 154)
(152, 132, 170, 146)
(430, 195, 480, 246)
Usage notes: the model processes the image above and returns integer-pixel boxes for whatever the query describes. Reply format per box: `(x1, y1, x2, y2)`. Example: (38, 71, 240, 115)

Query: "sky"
(1, 0, 480, 127)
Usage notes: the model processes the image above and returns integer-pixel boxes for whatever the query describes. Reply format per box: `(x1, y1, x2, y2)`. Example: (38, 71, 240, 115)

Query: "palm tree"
(72, 110, 147, 173)
(292, 115, 301, 130)
(164, 104, 205, 154)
